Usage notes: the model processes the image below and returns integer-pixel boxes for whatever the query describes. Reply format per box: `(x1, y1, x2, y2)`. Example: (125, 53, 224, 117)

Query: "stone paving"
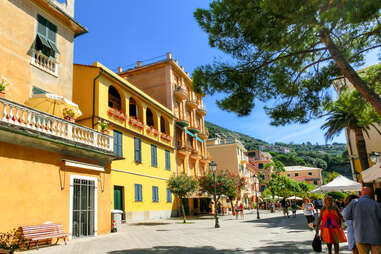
(21, 210, 351, 254)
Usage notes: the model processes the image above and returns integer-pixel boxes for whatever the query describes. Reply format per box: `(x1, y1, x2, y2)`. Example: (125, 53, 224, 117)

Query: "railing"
(198, 104, 207, 111)
(0, 98, 113, 152)
(31, 50, 58, 76)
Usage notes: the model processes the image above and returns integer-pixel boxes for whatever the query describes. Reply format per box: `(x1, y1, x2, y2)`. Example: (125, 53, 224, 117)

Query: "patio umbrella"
(311, 175, 361, 192)
(286, 196, 303, 200)
(361, 162, 381, 183)
(25, 93, 82, 119)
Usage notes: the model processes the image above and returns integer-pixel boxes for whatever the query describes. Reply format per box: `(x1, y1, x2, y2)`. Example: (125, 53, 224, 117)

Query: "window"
(152, 186, 159, 202)
(295, 173, 299, 176)
(134, 137, 141, 162)
(113, 130, 123, 157)
(260, 185, 266, 192)
(146, 108, 154, 127)
(134, 184, 142, 201)
(32, 86, 47, 95)
(165, 150, 170, 170)
(314, 180, 318, 185)
(166, 188, 172, 202)
(160, 116, 166, 133)
(35, 15, 59, 58)
(129, 98, 138, 118)
(308, 172, 312, 176)
(287, 174, 290, 177)
(151, 145, 157, 167)
(258, 163, 264, 169)
(108, 86, 121, 110)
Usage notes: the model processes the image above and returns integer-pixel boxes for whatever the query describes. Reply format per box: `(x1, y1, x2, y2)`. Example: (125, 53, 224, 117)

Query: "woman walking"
(315, 196, 347, 254)
(343, 195, 359, 254)
(302, 198, 315, 229)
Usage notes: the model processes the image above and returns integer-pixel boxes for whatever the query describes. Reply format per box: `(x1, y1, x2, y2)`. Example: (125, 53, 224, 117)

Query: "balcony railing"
(174, 86, 187, 100)
(0, 98, 113, 152)
(30, 50, 58, 76)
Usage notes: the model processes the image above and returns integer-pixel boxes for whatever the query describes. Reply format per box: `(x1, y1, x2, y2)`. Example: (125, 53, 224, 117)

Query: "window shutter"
(139, 185, 142, 201)
(151, 145, 154, 167)
(165, 150, 170, 170)
(37, 15, 47, 37)
(138, 138, 142, 162)
(47, 22, 57, 42)
(118, 133, 123, 157)
(134, 184, 138, 201)
(152, 186, 155, 201)
(134, 138, 138, 162)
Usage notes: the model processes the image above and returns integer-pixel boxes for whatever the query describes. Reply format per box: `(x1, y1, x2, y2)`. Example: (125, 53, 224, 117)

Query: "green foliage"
(193, 0, 381, 124)
(0, 229, 24, 251)
(167, 174, 199, 199)
(327, 191, 347, 201)
(325, 171, 340, 184)
(198, 170, 245, 200)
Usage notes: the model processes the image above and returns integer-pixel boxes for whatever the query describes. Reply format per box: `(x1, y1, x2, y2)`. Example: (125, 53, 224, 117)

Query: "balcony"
(197, 129, 209, 140)
(30, 50, 58, 77)
(196, 104, 207, 116)
(128, 116, 145, 130)
(176, 144, 192, 156)
(176, 119, 189, 128)
(0, 97, 113, 152)
(174, 86, 187, 100)
(160, 132, 172, 142)
(186, 98, 198, 109)
(188, 125, 200, 134)
(190, 149, 202, 160)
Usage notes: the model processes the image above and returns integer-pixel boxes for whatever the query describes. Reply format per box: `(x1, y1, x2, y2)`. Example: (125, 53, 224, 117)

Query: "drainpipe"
(92, 69, 104, 128)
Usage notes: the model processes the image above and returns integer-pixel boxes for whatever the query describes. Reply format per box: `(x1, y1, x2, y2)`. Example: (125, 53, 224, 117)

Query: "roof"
(284, 166, 322, 172)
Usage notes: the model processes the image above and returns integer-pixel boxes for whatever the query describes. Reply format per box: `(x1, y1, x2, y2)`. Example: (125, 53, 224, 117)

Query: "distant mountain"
(205, 121, 352, 179)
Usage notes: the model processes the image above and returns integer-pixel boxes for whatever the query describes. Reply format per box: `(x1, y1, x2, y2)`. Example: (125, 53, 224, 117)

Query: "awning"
(362, 162, 381, 183)
(196, 136, 204, 143)
(63, 159, 104, 172)
(185, 129, 195, 137)
(311, 175, 361, 192)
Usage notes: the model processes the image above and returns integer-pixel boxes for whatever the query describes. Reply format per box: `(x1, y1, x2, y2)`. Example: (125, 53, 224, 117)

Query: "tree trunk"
(180, 198, 186, 223)
(353, 127, 369, 177)
(320, 29, 381, 116)
(230, 199, 234, 215)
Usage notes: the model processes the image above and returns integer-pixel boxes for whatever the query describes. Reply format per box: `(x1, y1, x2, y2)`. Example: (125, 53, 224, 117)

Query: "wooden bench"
(21, 223, 68, 250)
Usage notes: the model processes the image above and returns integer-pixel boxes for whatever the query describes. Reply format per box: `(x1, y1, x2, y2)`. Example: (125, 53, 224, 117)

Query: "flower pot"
(101, 129, 110, 135)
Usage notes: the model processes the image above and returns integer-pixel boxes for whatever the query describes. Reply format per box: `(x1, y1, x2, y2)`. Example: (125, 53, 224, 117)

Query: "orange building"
(284, 166, 323, 186)
(0, 0, 116, 238)
(246, 150, 273, 192)
(117, 53, 210, 215)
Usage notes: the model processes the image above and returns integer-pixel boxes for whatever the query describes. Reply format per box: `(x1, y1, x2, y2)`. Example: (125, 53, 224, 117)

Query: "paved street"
(22, 211, 351, 254)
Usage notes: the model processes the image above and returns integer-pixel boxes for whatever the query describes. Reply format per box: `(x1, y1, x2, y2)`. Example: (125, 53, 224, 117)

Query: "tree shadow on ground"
(242, 214, 313, 232)
(108, 246, 245, 254)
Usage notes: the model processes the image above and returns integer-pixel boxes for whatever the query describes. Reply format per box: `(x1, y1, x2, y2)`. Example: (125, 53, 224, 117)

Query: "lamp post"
(210, 161, 220, 228)
(253, 174, 260, 219)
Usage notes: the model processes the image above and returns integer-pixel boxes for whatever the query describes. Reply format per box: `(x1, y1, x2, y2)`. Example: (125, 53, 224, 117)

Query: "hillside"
(205, 121, 352, 178)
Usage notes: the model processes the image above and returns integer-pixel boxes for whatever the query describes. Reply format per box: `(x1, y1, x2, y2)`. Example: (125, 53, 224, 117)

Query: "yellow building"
(0, 0, 116, 238)
(73, 62, 177, 221)
(206, 137, 251, 207)
(117, 53, 210, 215)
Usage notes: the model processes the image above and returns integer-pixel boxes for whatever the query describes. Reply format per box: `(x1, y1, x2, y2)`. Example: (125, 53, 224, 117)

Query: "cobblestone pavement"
(22, 210, 351, 254)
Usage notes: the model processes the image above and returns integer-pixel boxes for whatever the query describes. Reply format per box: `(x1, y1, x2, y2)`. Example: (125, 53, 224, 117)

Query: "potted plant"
(0, 77, 12, 98)
(98, 119, 111, 134)
(0, 229, 23, 254)
(63, 108, 75, 122)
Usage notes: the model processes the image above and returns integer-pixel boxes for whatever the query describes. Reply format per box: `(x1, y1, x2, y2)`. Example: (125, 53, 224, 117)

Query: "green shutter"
(165, 150, 170, 170)
(47, 22, 57, 42)
(134, 138, 139, 162)
(37, 15, 47, 37)
(138, 139, 142, 162)
(114, 187, 122, 210)
(151, 145, 154, 167)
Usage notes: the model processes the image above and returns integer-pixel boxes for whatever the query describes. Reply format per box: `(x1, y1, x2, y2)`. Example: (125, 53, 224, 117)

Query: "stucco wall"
(0, 0, 75, 103)
(207, 144, 238, 172)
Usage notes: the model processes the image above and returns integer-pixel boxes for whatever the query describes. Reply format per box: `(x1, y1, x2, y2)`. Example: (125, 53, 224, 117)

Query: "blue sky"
(73, 1, 379, 145)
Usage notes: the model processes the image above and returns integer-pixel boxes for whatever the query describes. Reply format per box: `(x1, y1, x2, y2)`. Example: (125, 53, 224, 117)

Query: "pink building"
(284, 166, 323, 186)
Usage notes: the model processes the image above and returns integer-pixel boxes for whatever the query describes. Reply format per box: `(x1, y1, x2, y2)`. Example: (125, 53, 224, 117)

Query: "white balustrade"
(0, 98, 113, 152)
(31, 50, 59, 76)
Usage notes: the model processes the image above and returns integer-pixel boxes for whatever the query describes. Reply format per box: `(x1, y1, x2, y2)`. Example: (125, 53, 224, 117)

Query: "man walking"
(343, 187, 381, 254)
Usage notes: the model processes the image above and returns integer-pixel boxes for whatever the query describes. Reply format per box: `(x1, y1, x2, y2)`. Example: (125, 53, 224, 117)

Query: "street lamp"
(253, 174, 260, 219)
(369, 152, 380, 164)
(209, 161, 220, 228)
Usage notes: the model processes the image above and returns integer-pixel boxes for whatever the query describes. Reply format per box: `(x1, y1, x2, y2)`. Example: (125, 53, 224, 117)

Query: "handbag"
(312, 233, 322, 252)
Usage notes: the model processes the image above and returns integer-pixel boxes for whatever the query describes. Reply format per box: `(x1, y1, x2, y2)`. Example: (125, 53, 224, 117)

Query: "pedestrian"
(375, 188, 381, 203)
(343, 186, 381, 254)
(239, 202, 244, 219)
(283, 199, 290, 218)
(314, 199, 323, 216)
(291, 201, 297, 218)
(270, 202, 274, 213)
(315, 195, 347, 254)
(343, 194, 359, 254)
(302, 198, 315, 229)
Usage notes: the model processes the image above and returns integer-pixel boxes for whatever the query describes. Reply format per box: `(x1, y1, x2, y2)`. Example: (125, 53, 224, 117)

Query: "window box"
(129, 117, 144, 129)
(108, 108, 127, 121)
(160, 133, 172, 142)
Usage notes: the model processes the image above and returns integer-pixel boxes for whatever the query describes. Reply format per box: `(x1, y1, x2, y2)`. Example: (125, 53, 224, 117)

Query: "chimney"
(118, 66, 123, 73)
(166, 52, 172, 60)
(137, 61, 142, 67)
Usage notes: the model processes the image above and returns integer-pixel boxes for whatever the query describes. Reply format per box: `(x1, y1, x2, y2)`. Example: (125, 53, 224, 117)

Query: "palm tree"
(322, 90, 381, 177)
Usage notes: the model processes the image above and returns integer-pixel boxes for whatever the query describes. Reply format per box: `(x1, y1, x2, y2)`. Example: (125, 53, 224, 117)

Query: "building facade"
(206, 137, 251, 207)
(0, 0, 116, 237)
(247, 150, 273, 192)
(284, 166, 323, 186)
(117, 53, 210, 215)
(73, 62, 177, 221)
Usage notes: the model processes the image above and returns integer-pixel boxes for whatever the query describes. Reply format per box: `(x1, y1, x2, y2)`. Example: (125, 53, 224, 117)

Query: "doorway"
(71, 177, 97, 238)
(114, 185, 125, 221)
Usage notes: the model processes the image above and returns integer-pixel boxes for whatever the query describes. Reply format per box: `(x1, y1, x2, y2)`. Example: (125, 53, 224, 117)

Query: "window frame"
(165, 150, 171, 170)
(134, 184, 142, 202)
(35, 14, 59, 58)
(134, 137, 142, 163)
(113, 130, 123, 157)
(151, 144, 157, 167)
(166, 188, 172, 203)
(152, 186, 159, 202)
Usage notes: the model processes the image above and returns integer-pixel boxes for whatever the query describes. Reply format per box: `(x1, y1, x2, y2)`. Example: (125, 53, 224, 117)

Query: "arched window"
(108, 86, 121, 110)
(146, 108, 154, 127)
(160, 116, 166, 133)
(129, 98, 138, 118)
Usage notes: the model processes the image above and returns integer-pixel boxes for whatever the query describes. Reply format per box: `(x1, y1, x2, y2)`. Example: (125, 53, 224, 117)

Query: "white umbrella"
(361, 162, 381, 183)
(312, 175, 361, 192)
(286, 195, 303, 200)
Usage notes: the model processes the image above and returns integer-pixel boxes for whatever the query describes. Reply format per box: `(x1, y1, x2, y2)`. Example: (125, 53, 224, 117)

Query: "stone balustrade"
(0, 98, 113, 152)
(31, 50, 58, 76)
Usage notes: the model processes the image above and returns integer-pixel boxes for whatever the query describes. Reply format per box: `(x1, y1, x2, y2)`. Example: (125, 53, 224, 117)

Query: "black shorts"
(305, 215, 314, 223)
